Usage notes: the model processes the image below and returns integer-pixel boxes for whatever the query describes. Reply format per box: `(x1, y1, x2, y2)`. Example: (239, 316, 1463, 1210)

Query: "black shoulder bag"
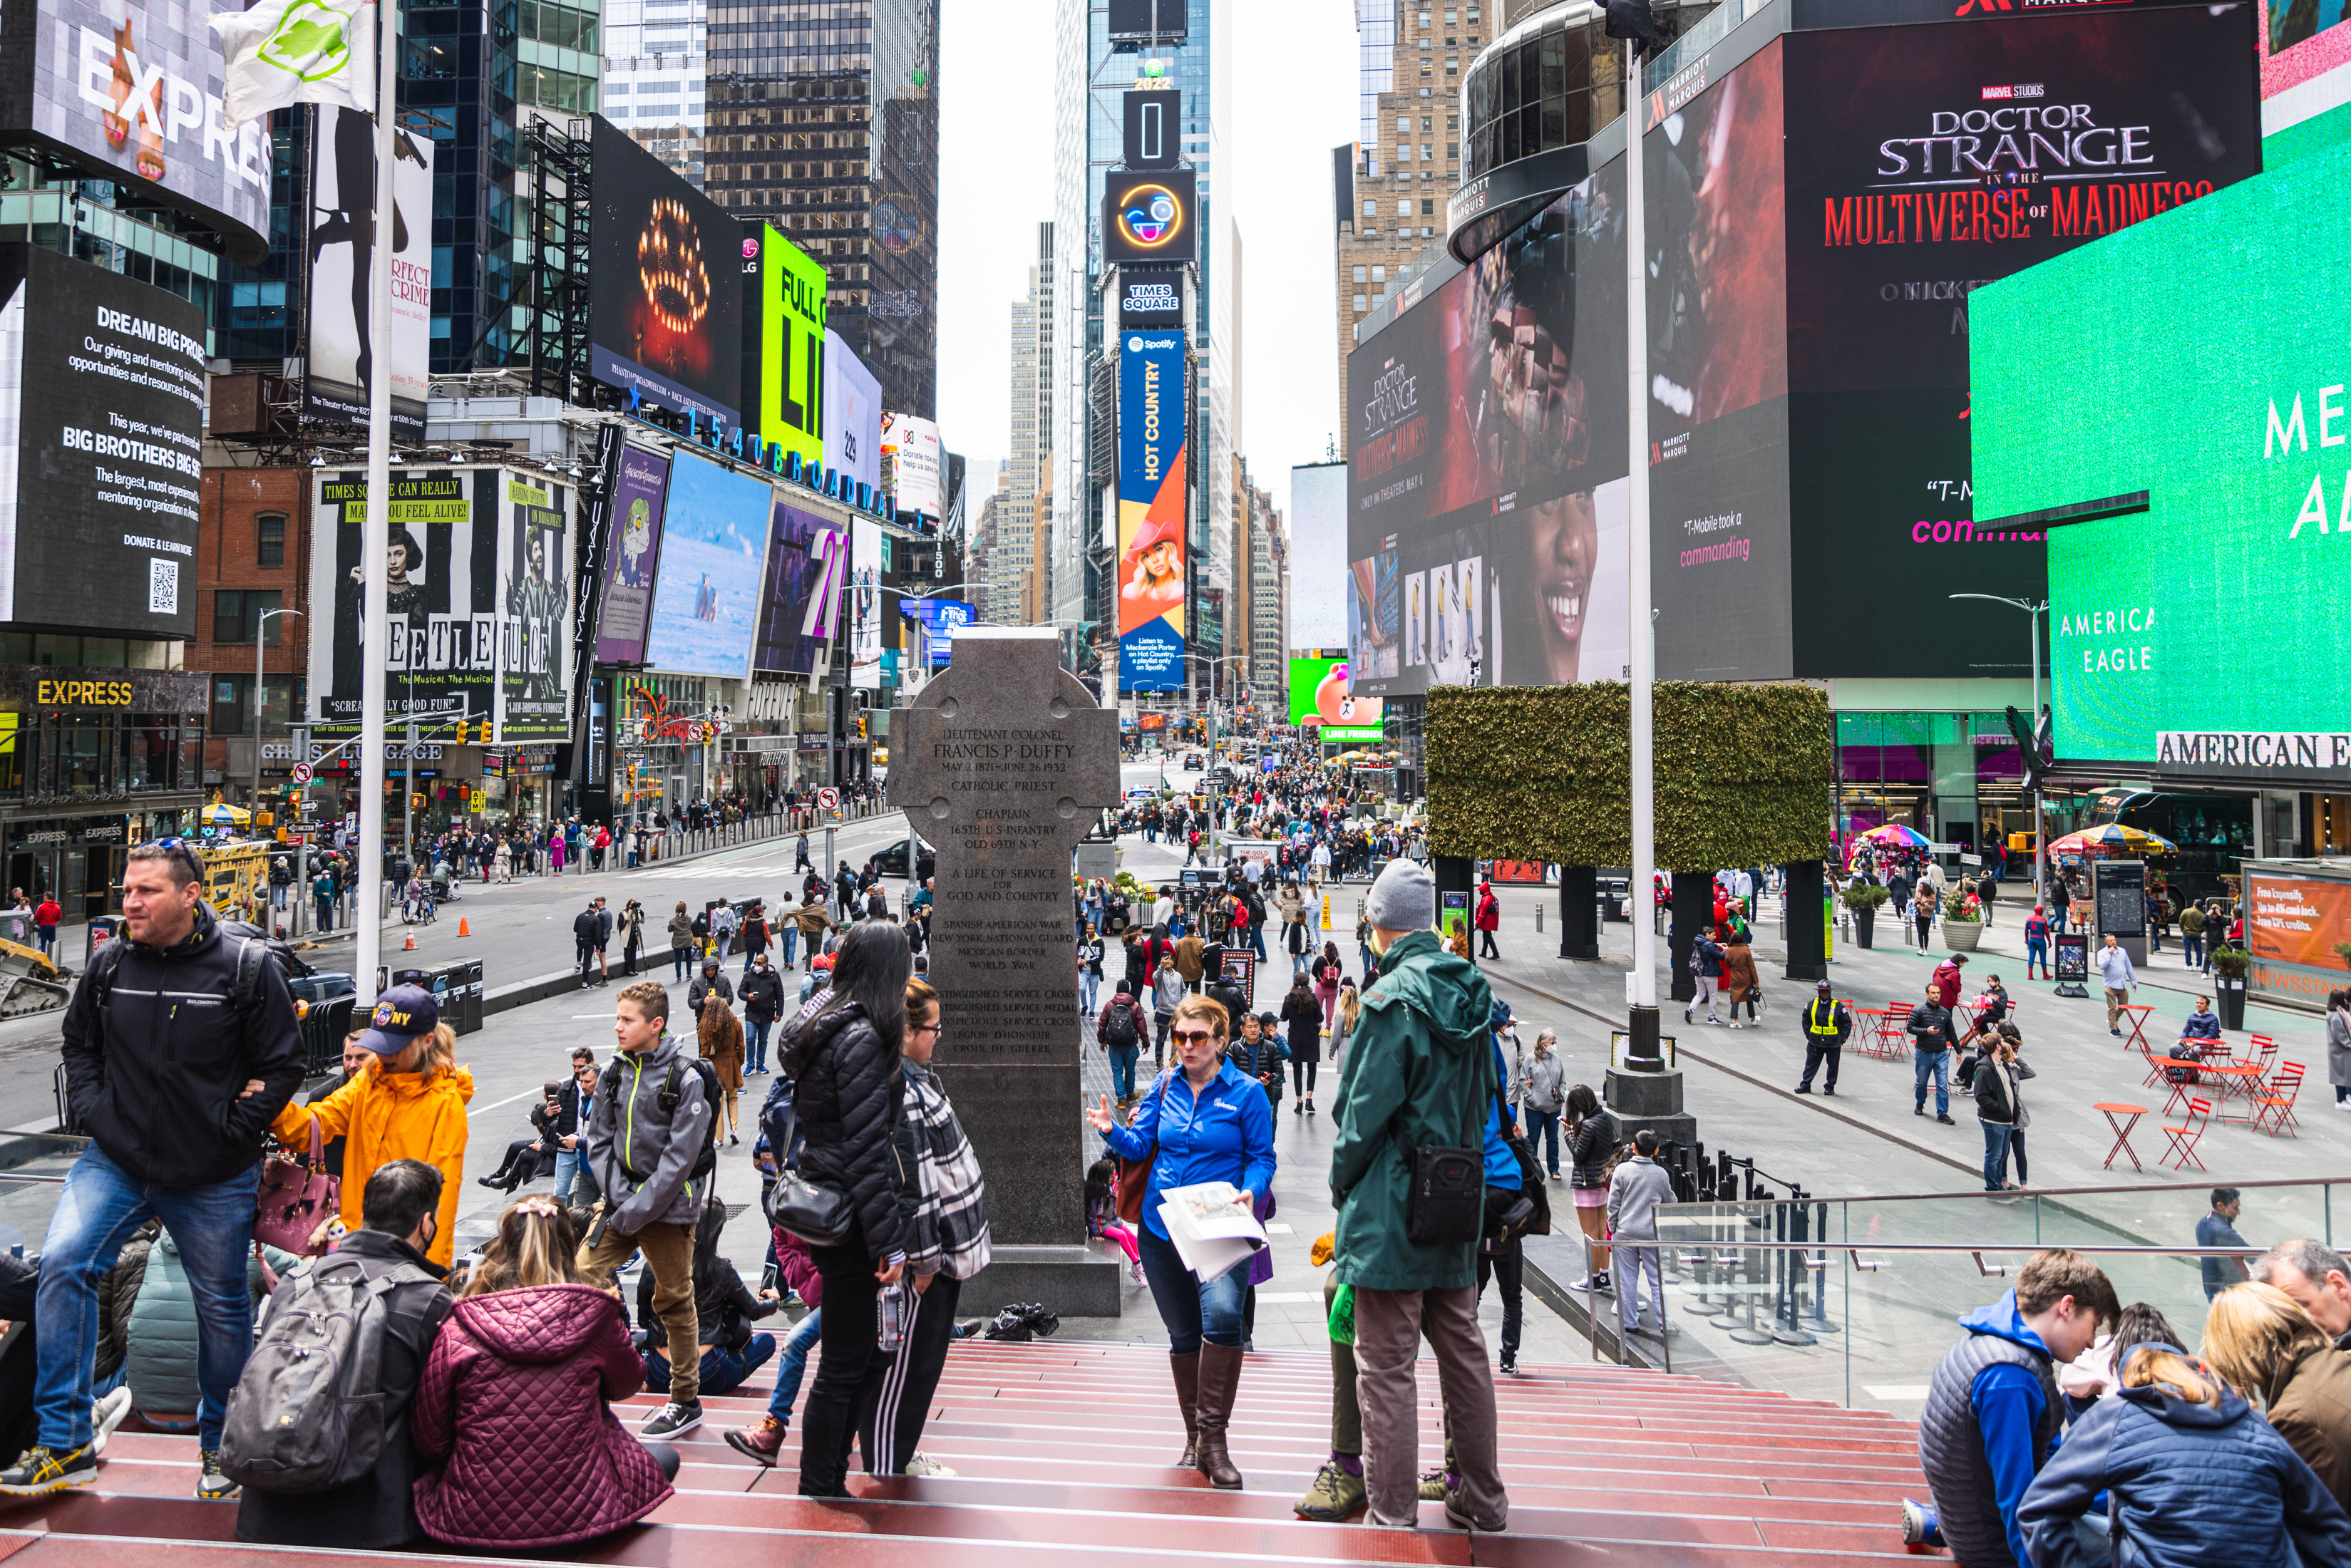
(1392, 1048, 1492, 1247)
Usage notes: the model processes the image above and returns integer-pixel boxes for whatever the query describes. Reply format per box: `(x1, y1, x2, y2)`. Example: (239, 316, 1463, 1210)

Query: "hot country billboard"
(1118, 330, 1187, 693)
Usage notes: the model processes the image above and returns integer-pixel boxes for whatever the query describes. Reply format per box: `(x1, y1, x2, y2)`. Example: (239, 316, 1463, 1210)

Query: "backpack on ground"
(1101, 1001, 1140, 1049)
(219, 1251, 433, 1493)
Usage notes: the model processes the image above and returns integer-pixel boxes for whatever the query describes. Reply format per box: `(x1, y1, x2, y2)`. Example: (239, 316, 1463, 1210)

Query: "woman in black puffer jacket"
(780, 919, 913, 1498)
(1565, 1084, 1617, 1293)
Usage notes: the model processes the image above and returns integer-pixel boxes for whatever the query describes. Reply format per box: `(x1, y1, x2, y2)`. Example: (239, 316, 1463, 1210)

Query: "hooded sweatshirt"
(1918, 1291, 2060, 1568)
(2020, 1345, 2351, 1568)
(272, 1059, 476, 1267)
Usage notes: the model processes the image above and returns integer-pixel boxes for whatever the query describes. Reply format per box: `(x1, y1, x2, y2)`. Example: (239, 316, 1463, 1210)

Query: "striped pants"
(858, 1274, 962, 1475)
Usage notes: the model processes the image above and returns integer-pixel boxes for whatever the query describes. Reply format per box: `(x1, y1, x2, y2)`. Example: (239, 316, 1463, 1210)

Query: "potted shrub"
(1841, 883, 1890, 949)
(2211, 946, 2252, 1028)
(1942, 888, 1985, 952)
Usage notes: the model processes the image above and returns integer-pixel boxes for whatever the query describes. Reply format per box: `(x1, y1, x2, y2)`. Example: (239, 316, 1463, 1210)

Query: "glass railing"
(1563, 1177, 2339, 1411)
(0, 1138, 82, 1259)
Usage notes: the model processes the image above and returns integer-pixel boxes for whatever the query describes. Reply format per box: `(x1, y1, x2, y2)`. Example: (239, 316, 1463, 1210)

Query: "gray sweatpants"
(1354, 1284, 1508, 1530)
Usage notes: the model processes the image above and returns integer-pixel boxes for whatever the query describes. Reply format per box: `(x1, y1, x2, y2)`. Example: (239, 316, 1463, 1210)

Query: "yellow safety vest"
(1806, 999, 1844, 1038)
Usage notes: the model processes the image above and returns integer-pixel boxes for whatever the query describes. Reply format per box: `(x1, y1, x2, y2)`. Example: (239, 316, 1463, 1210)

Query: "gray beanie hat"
(1364, 858, 1436, 933)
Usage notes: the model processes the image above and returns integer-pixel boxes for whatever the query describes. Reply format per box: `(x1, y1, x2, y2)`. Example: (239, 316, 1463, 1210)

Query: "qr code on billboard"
(149, 558, 179, 615)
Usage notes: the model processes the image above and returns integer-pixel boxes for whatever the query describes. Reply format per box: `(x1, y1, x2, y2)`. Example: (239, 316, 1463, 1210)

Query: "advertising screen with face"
(754, 497, 845, 678)
(497, 473, 572, 742)
(590, 118, 743, 428)
(1102, 170, 1198, 265)
(305, 106, 431, 438)
(595, 445, 671, 665)
(0, 0, 269, 260)
(0, 244, 202, 637)
(1118, 329, 1188, 692)
(642, 453, 771, 678)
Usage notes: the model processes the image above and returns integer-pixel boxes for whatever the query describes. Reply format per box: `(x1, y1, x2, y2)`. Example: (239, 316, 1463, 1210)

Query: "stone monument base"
(960, 1244, 1125, 1318)
(1605, 1066, 1698, 1158)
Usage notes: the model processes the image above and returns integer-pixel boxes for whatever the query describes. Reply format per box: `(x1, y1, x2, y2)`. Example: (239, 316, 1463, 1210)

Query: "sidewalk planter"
(1852, 910, 1875, 949)
(1944, 921, 1982, 952)
(2216, 974, 2248, 1030)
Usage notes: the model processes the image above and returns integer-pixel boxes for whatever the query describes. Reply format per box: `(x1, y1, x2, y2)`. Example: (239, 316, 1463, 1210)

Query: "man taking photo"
(5, 839, 304, 1500)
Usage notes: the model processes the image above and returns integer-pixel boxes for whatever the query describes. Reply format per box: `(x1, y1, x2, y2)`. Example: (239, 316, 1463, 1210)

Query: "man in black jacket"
(236, 1160, 453, 1548)
(574, 898, 603, 989)
(5, 839, 304, 1500)
(1908, 980, 1958, 1125)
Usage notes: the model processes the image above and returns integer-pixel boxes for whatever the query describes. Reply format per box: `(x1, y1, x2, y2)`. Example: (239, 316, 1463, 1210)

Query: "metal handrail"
(1660, 1172, 2351, 1209)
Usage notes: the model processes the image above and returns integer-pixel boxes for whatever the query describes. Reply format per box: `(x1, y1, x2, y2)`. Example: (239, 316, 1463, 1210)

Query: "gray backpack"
(218, 1251, 432, 1492)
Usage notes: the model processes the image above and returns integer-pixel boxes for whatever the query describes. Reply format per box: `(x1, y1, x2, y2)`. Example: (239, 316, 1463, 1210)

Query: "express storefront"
(0, 669, 208, 919)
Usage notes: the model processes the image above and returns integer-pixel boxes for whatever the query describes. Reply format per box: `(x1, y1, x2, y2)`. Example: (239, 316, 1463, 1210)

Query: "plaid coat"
(898, 1061, 992, 1281)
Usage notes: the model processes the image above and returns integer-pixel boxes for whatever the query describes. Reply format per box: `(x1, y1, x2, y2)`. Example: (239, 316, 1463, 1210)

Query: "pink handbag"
(254, 1118, 339, 1257)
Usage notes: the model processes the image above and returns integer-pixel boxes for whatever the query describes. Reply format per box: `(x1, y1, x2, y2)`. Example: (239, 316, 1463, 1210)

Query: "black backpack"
(1101, 1000, 1140, 1049)
(604, 1053, 723, 1184)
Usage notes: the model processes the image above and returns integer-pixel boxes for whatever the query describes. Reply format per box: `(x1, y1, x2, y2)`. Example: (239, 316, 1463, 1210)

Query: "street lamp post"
(1950, 593, 2050, 904)
(1622, 33, 1662, 1063)
(254, 608, 304, 842)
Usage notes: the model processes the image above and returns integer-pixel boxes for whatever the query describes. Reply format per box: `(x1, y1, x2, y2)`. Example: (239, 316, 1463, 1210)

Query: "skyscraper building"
(995, 224, 1056, 626)
(602, 0, 710, 185)
(1051, 0, 1238, 698)
(701, 0, 945, 418)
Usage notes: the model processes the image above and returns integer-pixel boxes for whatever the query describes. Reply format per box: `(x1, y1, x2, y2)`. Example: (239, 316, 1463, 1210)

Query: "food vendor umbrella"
(2049, 824, 2176, 857)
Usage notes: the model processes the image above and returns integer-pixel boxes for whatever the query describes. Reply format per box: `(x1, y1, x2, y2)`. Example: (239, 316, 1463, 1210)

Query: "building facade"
(998, 224, 1055, 627)
(603, 0, 709, 186)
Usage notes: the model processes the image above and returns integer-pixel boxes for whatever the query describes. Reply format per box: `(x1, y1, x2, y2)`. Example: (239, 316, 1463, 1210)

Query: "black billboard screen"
(1107, 0, 1187, 42)
(1103, 170, 1198, 264)
(1118, 266, 1184, 329)
(1124, 88, 1180, 167)
(1345, 163, 1628, 698)
(0, 244, 201, 636)
(590, 118, 744, 428)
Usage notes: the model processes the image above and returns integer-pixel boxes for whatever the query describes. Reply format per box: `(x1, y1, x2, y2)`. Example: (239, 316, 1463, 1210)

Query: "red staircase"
(0, 1340, 1929, 1566)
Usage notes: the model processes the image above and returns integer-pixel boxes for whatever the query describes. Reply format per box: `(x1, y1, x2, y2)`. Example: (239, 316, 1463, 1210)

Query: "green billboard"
(741, 223, 826, 473)
(1290, 655, 1384, 743)
(1972, 139, 2351, 771)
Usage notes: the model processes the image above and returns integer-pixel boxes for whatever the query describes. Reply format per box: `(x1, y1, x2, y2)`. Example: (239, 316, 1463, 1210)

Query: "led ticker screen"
(1972, 140, 2351, 769)
(1103, 170, 1197, 264)
(1118, 330, 1188, 693)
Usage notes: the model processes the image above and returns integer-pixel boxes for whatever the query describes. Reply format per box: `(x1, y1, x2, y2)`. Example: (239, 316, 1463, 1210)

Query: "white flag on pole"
(209, 0, 376, 131)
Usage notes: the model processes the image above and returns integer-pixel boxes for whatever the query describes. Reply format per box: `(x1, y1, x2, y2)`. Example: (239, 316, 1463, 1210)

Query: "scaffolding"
(524, 117, 595, 403)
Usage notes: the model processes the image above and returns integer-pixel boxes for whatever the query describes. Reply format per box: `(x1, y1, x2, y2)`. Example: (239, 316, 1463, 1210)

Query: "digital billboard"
(1289, 656, 1384, 743)
(0, 244, 202, 637)
(1106, 0, 1186, 43)
(590, 118, 742, 428)
(593, 445, 671, 665)
(753, 497, 845, 678)
(741, 221, 824, 471)
(1972, 137, 2351, 771)
(902, 597, 974, 667)
(1774, 7, 2261, 679)
(1345, 160, 1630, 698)
(848, 517, 883, 691)
(1103, 170, 1197, 265)
(823, 329, 880, 491)
(307, 465, 571, 738)
(882, 413, 942, 517)
(1118, 329, 1188, 692)
(1118, 266, 1184, 330)
(642, 453, 771, 677)
(305, 106, 431, 438)
(1288, 462, 1347, 650)
(0, 0, 270, 262)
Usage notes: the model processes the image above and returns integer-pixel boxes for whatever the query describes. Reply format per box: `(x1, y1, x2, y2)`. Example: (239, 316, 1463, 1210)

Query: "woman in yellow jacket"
(269, 984, 473, 1266)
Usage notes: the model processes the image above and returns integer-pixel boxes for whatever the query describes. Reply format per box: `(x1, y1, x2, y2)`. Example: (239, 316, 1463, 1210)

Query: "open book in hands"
(1156, 1180, 1266, 1281)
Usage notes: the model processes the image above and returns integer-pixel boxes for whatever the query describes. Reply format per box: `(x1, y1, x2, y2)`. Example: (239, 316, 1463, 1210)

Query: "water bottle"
(878, 1279, 905, 1353)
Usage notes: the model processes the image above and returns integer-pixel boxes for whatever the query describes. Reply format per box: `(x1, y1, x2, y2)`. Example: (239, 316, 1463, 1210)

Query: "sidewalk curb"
(1474, 966, 1985, 1184)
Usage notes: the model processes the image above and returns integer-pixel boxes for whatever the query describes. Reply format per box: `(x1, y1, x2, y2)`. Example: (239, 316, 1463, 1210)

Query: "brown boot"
(1169, 1349, 1200, 1468)
(1194, 1343, 1245, 1489)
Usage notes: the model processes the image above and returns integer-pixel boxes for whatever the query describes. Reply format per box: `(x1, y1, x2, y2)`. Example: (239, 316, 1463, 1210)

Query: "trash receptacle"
(83, 917, 123, 969)
(460, 959, 483, 1034)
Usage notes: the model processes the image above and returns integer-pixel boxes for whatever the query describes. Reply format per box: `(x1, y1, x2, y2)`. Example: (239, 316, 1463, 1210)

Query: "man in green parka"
(1327, 859, 1509, 1533)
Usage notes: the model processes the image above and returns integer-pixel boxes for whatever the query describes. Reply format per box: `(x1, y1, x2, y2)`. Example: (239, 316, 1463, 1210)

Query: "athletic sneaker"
(196, 1448, 240, 1500)
(642, 1399, 704, 1439)
(1418, 1466, 1452, 1501)
(903, 1453, 957, 1477)
(725, 1416, 785, 1465)
(0, 1444, 96, 1496)
(1295, 1458, 1367, 1521)
(90, 1388, 132, 1458)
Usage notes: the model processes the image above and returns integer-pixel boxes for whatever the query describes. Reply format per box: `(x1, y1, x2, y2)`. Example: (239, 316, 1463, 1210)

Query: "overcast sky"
(934, 0, 1358, 522)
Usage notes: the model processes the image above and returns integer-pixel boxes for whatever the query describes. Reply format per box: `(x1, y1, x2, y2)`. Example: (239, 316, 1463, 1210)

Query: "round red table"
(2096, 1103, 2149, 1171)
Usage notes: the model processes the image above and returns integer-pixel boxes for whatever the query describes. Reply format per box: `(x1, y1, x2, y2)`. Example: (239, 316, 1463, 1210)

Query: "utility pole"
(1622, 33, 1661, 1065)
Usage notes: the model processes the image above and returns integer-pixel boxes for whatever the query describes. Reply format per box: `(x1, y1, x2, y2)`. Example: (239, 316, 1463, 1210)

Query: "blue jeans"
(644, 1331, 776, 1398)
(767, 1308, 825, 1423)
(1250, 926, 1267, 961)
(552, 1145, 585, 1205)
(747, 1017, 774, 1074)
(1108, 1043, 1140, 1100)
(36, 1145, 261, 1450)
(1526, 1108, 1561, 1176)
(1080, 971, 1099, 1016)
(1138, 1224, 1250, 1353)
(673, 946, 692, 981)
(778, 927, 798, 967)
(1982, 1123, 2015, 1192)
(1914, 1048, 1950, 1116)
(2183, 932, 2203, 967)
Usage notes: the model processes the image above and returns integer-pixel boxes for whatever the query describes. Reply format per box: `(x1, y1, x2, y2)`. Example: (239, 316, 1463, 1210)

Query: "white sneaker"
(903, 1453, 957, 1477)
(89, 1387, 132, 1458)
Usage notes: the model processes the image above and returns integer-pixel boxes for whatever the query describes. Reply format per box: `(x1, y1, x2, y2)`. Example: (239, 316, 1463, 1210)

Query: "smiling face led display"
(1118, 184, 1185, 249)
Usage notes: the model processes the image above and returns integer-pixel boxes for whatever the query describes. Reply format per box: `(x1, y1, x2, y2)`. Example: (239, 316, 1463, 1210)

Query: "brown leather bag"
(1114, 1076, 1171, 1224)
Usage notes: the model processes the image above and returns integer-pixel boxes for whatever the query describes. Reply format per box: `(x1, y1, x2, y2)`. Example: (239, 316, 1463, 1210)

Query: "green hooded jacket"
(1328, 929, 1496, 1291)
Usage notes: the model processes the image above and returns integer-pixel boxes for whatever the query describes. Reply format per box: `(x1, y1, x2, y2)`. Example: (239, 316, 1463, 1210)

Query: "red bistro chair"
(2161, 1099, 2212, 1172)
(2254, 1063, 2306, 1138)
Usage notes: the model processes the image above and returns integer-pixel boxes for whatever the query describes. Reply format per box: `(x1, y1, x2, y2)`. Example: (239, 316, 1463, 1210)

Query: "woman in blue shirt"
(1086, 995, 1275, 1492)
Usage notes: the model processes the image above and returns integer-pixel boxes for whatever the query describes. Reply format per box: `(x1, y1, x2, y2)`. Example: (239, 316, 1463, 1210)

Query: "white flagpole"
(356, 0, 398, 1005)
(1625, 38, 1659, 1043)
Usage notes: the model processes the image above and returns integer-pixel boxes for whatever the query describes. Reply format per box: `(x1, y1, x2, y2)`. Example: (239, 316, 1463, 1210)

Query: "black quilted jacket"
(785, 1001, 908, 1262)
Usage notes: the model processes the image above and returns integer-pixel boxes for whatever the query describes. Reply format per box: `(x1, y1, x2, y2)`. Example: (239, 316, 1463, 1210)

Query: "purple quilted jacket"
(411, 1282, 673, 1547)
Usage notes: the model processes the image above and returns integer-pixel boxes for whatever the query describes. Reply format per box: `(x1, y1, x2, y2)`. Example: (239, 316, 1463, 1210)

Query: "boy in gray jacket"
(580, 979, 715, 1440)
(1605, 1130, 1677, 1340)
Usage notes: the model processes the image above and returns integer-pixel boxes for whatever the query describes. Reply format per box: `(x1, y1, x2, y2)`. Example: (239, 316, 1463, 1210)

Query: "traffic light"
(478, 721, 493, 744)
(854, 716, 868, 741)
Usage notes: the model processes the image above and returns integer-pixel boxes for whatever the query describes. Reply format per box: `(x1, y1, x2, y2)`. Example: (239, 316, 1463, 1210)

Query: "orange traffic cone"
(458, 917, 470, 937)
(403, 929, 417, 951)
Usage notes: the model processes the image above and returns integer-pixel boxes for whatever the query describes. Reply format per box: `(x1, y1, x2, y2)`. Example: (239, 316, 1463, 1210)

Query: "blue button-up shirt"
(1101, 1057, 1277, 1240)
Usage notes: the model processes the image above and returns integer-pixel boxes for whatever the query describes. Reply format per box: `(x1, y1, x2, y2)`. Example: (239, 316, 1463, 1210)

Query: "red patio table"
(2096, 1103, 2149, 1172)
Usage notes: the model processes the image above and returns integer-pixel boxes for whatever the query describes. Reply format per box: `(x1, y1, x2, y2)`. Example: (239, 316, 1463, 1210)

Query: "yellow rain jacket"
(272, 1061, 475, 1266)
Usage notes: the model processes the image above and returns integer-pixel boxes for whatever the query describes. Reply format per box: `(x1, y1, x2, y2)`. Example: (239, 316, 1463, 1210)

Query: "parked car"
(873, 835, 937, 881)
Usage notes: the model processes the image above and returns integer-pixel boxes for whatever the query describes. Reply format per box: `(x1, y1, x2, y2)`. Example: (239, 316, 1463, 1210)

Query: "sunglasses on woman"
(1171, 1028, 1220, 1046)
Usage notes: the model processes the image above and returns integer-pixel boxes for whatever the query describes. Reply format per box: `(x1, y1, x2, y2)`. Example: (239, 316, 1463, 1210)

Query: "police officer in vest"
(1795, 980, 1851, 1096)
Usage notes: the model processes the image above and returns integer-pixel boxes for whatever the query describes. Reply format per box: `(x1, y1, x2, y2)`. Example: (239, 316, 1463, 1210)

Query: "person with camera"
(1326, 860, 1508, 1533)
(1086, 995, 1274, 1490)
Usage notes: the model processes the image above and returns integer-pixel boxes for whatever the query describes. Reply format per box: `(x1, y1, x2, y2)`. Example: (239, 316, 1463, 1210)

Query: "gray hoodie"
(1521, 1048, 1566, 1115)
(1606, 1155, 1677, 1243)
(583, 1033, 714, 1232)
